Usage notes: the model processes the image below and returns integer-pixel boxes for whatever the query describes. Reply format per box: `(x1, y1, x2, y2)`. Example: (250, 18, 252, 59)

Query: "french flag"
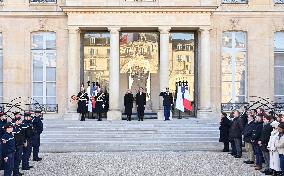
(181, 86, 192, 111)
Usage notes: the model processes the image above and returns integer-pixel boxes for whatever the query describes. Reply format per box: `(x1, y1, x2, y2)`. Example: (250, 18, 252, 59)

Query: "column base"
(157, 110, 172, 121)
(107, 110, 122, 121)
(63, 112, 80, 120)
(197, 110, 218, 120)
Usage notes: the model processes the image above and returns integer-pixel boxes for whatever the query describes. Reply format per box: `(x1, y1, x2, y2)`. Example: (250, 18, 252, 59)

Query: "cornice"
(60, 6, 218, 14)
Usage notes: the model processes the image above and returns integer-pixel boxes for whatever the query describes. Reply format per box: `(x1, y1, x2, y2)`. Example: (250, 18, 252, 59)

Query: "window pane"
(0, 83, 2, 96)
(275, 96, 284, 103)
(46, 83, 56, 96)
(222, 32, 232, 48)
(221, 52, 232, 74)
(0, 50, 2, 82)
(46, 68, 56, 82)
(46, 97, 56, 104)
(236, 96, 246, 103)
(275, 67, 284, 95)
(46, 52, 56, 67)
(33, 83, 43, 96)
(46, 33, 56, 50)
(33, 97, 43, 104)
(32, 52, 44, 81)
(32, 34, 44, 50)
(0, 97, 2, 104)
(275, 53, 284, 66)
(0, 33, 2, 49)
(275, 32, 284, 50)
(235, 32, 246, 48)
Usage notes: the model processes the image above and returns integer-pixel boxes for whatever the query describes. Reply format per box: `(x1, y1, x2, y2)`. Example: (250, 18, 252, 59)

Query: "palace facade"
(0, 0, 284, 119)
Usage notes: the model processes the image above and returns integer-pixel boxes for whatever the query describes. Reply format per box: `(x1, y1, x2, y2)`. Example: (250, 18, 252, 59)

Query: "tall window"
(274, 32, 284, 103)
(31, 32, 56, 105)
(222, 32, 247, 103)
(223, 0, 248, 3)
(0, 33, 3, 103)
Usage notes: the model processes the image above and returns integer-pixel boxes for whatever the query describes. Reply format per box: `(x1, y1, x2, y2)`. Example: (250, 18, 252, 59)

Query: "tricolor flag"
(175, 86, 185, 112)
(182, 86, 193, 111)
(176, 85, 193, 112)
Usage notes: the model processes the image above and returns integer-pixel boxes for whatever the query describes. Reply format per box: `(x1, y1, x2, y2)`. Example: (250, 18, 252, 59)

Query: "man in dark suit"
(135, 87, 146, 121)
(159, 87, 173, 121)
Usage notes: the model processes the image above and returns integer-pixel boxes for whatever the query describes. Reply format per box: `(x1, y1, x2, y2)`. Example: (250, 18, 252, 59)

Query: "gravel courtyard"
(17, 151, 262, 176)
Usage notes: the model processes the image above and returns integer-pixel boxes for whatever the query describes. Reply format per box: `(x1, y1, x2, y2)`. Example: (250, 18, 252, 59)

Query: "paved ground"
(17, 151, 262, 176)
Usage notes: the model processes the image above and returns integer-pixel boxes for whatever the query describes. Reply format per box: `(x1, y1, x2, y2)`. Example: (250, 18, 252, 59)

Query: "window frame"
(274, 32, 284, 103)
(31, 32, 56, 105)
(221, 31, 248, 103)
(0, 33, 3, 103)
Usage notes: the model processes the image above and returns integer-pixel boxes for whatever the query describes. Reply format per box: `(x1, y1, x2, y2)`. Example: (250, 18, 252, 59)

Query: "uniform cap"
(278, 123, 284, 130)
(24, 112, 32, 117)
(4, 122, 14, 129)
(34, 110, 42, 113)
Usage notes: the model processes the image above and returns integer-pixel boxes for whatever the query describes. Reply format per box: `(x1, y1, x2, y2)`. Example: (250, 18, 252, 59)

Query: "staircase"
(40, 118, 221, 153)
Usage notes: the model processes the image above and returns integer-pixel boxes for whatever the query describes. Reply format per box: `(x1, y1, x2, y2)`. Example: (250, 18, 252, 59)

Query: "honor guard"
(31, 110, 43, 161)
(21, 112, 34, 170)
(2, 122, 16, 176)
(12, 112, 25, 176)
(77, 87, 89, 121)
(95, 91, 106, 121)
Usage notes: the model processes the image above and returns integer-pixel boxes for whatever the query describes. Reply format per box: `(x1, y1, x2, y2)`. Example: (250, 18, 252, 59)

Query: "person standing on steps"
(124, 89, 134, 121)
(77, 86, 89, 121)
(31, 110, 43, 162)
(135, 87, 146, 121)
(159, 87, 173, 121)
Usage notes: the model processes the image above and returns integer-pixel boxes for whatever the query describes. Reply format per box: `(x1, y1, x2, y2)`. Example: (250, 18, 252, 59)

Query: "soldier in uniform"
(77, 87, 89, 121)
(124, 89, 134, 121)
(135, 87, 146, 121)
(159, 87, 173, 121)
(0, 111, 7, 170)
(31, 110, 43, 161)
(21, 112, 34, 170)
(2, 122, 15, 176)
(95, 91, 106, 121)
(12, 113, 25, 176)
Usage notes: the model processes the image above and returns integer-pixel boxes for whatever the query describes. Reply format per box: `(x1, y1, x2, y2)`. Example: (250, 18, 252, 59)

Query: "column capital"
(68, 26, 80, 34)
(158, 26, 171, 34)
(199, 26, 212, 32)
(108, 27, 120, 34)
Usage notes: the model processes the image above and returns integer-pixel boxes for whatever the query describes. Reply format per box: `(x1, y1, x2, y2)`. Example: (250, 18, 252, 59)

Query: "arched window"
(31, 32, 56, 105)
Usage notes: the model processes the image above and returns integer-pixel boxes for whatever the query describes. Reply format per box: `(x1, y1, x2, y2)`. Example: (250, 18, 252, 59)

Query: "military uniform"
(31, 111, 43, 161)
(2, 122, 16, 176)
(77, 91, 89, 121)
(159, 91, 173, 121)
(21, 112, 34, 170)
(95, 92, 106, 121)
(12, 115, 25, 176)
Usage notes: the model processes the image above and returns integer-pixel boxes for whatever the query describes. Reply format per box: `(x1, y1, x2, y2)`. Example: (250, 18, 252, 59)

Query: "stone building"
(0, 0, 283, 120)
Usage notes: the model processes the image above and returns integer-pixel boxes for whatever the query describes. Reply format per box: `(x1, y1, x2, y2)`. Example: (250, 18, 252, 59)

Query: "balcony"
(30, 0, 57, 4)
(275, 0, 284, 4)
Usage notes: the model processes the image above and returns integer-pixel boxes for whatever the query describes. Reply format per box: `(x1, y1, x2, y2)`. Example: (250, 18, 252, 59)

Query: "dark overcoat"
(219, 117, 232, 143)
(135, 92, 146, 111)
(124, 93, 134, 116)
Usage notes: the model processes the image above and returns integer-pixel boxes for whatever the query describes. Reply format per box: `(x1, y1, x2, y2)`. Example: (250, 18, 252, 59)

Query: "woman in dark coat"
(124, 89, 134, 121)
(77, 88, 89, 121)
(219, 112, 232, 152)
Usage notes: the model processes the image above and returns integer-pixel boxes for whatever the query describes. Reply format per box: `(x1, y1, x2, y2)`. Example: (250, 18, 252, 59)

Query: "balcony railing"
(221, 103, 249, 112)
(275, 0, 284, 3)
(222, 0, 248, 3)
(30, 0, 57, 3)
(27, 104, 58, 113)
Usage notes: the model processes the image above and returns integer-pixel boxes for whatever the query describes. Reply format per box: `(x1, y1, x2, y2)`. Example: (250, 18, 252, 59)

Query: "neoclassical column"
(107, 27, 121, 120)
(66, 26, 81, 119)
(157, 26, 171, 120)
(198, 27, 212, 115)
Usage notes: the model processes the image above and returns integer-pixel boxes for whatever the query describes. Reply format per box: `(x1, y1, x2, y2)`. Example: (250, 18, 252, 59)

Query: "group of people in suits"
(124, 87, 173, 121)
